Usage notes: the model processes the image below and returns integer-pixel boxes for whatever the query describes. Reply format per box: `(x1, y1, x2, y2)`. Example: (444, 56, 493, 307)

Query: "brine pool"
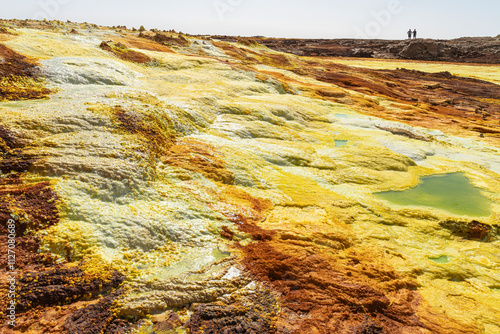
(374, 172, 492, 217)
(428, 255, 450, 264)
(335, 140, 348, 147)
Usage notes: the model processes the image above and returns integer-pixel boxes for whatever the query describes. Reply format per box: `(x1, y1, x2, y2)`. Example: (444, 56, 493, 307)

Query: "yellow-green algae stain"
(374, 172, 492, 217)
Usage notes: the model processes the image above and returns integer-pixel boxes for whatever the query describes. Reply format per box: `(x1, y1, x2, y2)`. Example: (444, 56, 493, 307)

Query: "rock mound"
(398, 39, 441, 60)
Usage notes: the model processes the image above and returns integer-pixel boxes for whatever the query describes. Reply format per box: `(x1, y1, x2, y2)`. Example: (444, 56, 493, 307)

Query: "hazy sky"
(2, 0, 499, 39)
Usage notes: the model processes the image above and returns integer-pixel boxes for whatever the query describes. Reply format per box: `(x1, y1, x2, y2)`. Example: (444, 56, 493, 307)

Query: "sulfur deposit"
(1, 20, 500, 334)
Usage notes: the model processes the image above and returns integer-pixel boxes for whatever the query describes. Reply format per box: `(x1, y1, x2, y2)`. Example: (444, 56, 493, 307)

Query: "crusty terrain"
(1, 19, 500, 334)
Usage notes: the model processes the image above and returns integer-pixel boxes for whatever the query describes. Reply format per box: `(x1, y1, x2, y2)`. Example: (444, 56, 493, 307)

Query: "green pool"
(335, 140, 348, 147)
(374, 173, 492, 217)
(428, 255, 449, 264)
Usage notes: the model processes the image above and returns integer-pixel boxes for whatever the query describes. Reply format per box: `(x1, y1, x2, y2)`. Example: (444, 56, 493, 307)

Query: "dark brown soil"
(63, 289, 130, 334)
(0, 182, 59, 270)
(100, 40, 154, 64)
(17, 266, 125, 310)
(0, 44, 52, 100)
(186, 304, 275, 334)
(0, 44, 39, 78)
(149, 32, 189, 46)
(439, 220, 499, 241)
(186, 289, 279, 334)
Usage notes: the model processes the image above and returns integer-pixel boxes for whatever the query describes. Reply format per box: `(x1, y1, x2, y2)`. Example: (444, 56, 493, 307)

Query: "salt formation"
(42, 57, 140, 85)
(1, 20, 500, 334)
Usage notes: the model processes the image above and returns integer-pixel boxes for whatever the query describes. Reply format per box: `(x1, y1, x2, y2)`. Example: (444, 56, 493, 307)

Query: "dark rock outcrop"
(398, 40, 441, 60)
(212, 36, 500, 64)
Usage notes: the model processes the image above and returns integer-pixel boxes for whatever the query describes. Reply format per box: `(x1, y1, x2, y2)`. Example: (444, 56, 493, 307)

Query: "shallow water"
(335, 113, 349, 118)
(374, 173, 492, 217)
(429, 255, 450, 264)
(212, 248, 231, 261)
(335, 140, 348, 147)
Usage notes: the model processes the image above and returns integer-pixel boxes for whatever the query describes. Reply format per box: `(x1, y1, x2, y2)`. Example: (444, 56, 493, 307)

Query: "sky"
(2, 0, 499, 40)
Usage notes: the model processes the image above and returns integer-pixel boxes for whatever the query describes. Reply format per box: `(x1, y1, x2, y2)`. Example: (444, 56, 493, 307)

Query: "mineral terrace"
(1, 19, 500, 334)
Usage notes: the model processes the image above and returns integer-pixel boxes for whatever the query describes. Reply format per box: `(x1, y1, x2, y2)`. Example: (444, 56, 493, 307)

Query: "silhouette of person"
(407, 29, 412, 39)
(413, 29, 417, 39)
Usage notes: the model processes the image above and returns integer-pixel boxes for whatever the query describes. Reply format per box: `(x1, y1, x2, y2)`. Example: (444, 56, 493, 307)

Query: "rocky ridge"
(212, 36, 500, 63)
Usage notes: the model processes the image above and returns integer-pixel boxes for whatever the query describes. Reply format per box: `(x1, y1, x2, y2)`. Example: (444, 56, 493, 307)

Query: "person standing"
(413, 29, 417, 39)
(407, 29, 412, 39)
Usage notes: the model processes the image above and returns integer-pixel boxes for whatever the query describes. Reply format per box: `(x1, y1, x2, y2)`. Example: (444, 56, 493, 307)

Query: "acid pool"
(335, 140, 348, 147)
(428, 255, 450, 264)
(374, 172, 492, 217)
